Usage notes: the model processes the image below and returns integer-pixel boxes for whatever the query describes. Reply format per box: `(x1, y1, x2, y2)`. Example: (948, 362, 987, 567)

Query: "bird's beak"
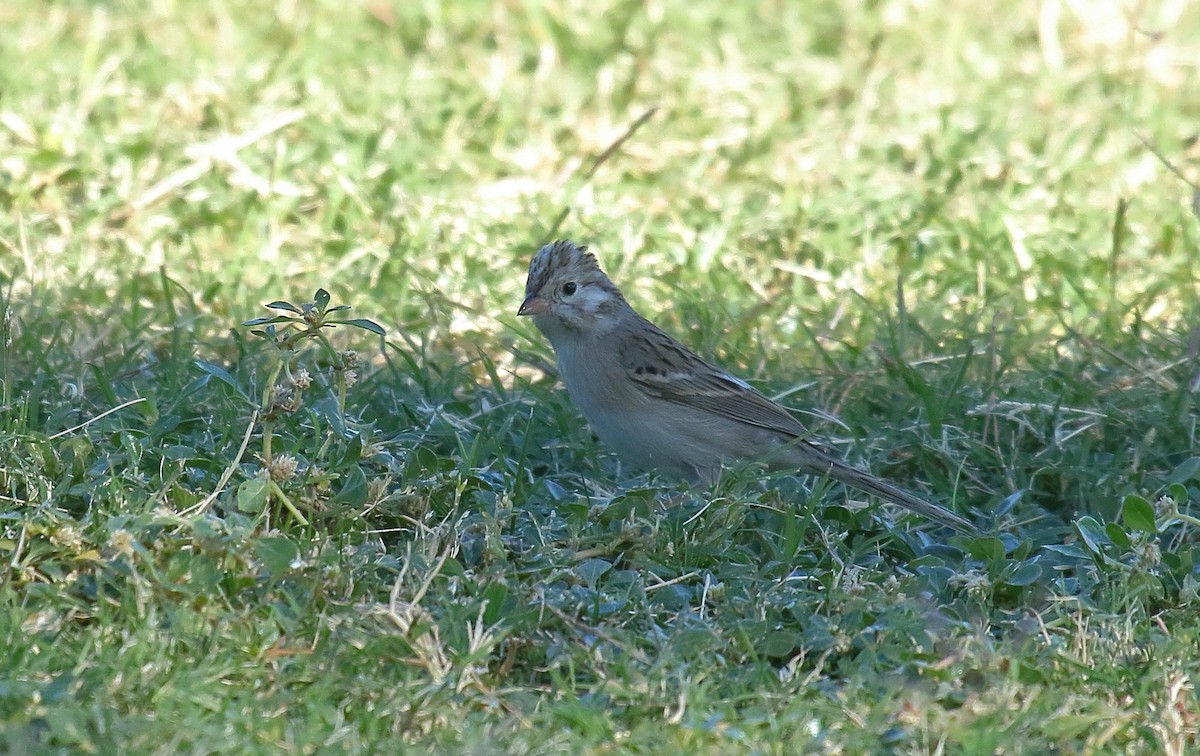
(517, 296, 549, 316)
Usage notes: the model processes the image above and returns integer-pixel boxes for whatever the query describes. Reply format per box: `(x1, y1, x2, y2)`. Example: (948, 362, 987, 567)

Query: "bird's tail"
(791, 441, 980, 535)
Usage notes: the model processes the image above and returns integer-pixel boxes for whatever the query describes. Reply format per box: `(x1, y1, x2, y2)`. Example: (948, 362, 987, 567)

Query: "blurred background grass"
(4, 0, 1196, 339)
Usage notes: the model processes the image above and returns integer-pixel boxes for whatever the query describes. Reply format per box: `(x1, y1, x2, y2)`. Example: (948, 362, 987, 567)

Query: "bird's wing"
(614, 319, 980, 534)
(616, 320, 808, 439)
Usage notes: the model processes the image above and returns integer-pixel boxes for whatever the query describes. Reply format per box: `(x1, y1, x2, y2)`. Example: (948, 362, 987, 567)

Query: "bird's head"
(519, 240, 628, 337)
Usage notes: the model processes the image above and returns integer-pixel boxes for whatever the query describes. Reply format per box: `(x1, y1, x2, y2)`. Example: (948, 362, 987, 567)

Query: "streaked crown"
(524, 239, 605, 298)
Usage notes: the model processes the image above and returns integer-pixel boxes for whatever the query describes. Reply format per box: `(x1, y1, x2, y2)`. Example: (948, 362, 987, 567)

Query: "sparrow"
(518, 239, 979, 534)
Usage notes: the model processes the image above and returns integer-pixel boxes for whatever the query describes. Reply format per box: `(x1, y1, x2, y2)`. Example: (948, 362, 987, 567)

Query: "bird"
(517, 239, 980, 535)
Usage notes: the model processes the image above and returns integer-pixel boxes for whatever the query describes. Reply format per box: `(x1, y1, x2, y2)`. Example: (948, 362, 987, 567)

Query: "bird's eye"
(561, 282, 577, 296)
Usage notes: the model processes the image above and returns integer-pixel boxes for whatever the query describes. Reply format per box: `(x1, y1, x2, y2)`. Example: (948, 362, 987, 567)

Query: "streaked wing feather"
(617, 323, 807, 438)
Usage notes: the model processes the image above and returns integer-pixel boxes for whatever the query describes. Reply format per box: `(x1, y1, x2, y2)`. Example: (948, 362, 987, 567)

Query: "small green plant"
(237, 288, 386, 526)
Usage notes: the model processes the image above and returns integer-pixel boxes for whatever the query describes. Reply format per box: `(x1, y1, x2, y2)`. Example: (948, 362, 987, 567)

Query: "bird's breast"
(548, 335, 727, 478)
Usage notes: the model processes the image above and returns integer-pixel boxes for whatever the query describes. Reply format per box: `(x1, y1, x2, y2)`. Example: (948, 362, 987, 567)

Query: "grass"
(2, 0, 1199, 751)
